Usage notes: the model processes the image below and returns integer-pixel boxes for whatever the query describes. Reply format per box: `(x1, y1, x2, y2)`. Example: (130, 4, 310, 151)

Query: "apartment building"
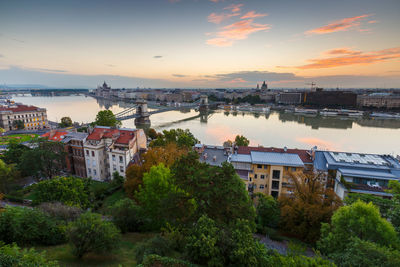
(314, 151, 400, 199)
(83, 126, 147, 181)
(230, 149, 305, 198)
(0, 103, 48, 131)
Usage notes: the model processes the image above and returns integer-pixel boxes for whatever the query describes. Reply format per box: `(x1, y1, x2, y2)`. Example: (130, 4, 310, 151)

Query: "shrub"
(108, 198, 143, 233)
(38, 202, 82, 222)
(0, 206, 65, 245)
(139, 254, 194, 267)
(255, 193, 280, 229)
(67, 212, 121, 258)
(135, 235, 174, 264)
(0, 242, 59, 267)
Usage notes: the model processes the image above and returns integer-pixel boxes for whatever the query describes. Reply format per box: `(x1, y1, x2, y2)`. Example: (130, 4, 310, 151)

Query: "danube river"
(12, 94, 400, 155)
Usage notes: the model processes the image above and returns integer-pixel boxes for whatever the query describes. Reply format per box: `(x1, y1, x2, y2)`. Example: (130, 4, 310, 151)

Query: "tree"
(149, 128, 198, 149)
(12, 120, 25, 130)
(0, 243, 59, 267)
(147, 128, 158, 140)
(93, 110, 121, 127)
(171, 152, 256, 225)
(0, 159, 19, 194)
(0, 206, 65, 245)
(345, 193, 394, 218)
(279, 171, 342, 243)
(387, 180, 400, 233)
(1, 140, 29, 165)
(67, 212, 121, 258)
(255, 193, 280, 229)
(32, 176, 90, 208)
(108, 198, 143, 233)
(38, 202, 82, 222)
(234, 135, 249, 146)
(135, 164, 195, 230)
(318, 200, 399, 256)
(124, 143, 188, 198)
(59, 116, 72, 128)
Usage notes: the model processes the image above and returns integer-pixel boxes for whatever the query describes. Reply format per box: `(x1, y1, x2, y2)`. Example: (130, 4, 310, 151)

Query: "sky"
(0, 0, 399, 89)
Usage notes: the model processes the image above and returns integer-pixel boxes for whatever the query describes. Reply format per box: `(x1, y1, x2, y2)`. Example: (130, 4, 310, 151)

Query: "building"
(62, 132, 89, 177)
(314, 150, 400, 199)
(230, 149, 305, 198)
(261, 81, 268, 90)
(0, 103, 48, 131)
(94, 81, 112, 99)
(275, 92, 302, 105)
(83, 126, 147, 181)
(196, 144, 229, 166)
(357, 93, 400, 109)
(303, 90, 357, 108)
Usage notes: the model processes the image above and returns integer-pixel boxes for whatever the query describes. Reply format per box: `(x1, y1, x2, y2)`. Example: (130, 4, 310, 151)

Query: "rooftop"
(231, 150, 304, 167)
(0, 104, 44, 113)
(199, 146, 228, 166)
(237, 146, 313, 164)
(41, 130, 68, 142)
(87, 126, 136, 145)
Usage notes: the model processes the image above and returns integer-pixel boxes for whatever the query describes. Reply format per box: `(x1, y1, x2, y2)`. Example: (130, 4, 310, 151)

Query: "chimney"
(284, 146, 287, 152)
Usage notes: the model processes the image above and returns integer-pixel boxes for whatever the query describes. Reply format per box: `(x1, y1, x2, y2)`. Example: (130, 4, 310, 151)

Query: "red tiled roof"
(87, 127, 136, 144)
(0, 104, 41, 112)
(237, 146, 313, 164)
(41, 131, 68, 141)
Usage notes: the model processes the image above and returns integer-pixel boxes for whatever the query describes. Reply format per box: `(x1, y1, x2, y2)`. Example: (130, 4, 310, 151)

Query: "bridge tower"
(134, 99, 150, 126)
(199, 95, 209, 111)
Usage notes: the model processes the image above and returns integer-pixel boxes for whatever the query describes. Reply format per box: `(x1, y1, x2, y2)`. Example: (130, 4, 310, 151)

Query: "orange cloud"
(296, 137, 337, 150)
(224, 3, 243, 13)
(208, 12, 240, 24)
(207, 19, 270, 46)
(306, 14, 371, 35)
(241, 11, 268, 19)
(325, 48, 361, 55)
(296, 47, 400, 69)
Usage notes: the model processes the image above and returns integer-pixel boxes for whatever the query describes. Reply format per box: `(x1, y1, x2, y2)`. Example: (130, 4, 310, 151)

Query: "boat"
(370, 112, 400, 119)
(319, 109, 339, 116)
(294, 108, 318, 114)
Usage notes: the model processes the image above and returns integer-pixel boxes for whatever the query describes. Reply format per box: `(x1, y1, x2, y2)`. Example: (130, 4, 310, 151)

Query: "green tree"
(0, 243, 59, 267)
(318, 200, 399, 256)
(387, 180, 400, 233)
(32, 176, 90, 208)
(234, 135, 249, 146)
(0, 159, 19, 194)
(255, 193, 280, 229)
(136, 164, 195, 230)
(171, 152, 255, 225)
(93, 110, 121, 127)
(108, 198, 143, 233)
(0, 206, 65, 245)
(59, 116, 72, 128)
(2, 140, 29, 165)
(67, 212, 121, 258)
(12, 120, 25, 130)
(345, 193, 394, 218)
(150, 129, 198, 149)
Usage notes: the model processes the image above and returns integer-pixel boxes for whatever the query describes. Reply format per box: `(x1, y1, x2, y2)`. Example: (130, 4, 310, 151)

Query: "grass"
(0, 134, 38, 145)
(34, 232, 156, 267)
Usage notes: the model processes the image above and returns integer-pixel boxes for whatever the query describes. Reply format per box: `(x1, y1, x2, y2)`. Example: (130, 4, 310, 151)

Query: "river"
(11, 94, 400, 155)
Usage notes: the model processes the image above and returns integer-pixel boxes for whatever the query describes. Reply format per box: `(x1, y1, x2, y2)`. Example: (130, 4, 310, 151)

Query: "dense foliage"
(108, 198, 143, 233)
(149, 129, 198, 149)
(93, 110, 121, 127)
(279, 171, 342, 243)
(255, 193, 281, 229)
(0, 242, 59, 267)
(1, 140, 29, 165)
(59, 116, 72, 128)
(234, 135, 250, 146)
(0, 206, 65, 245)
(0, 159, 19, 194)
(32, 176, 90, 208)
(67, 212, 121, 258)
(38, 202, 82, 222)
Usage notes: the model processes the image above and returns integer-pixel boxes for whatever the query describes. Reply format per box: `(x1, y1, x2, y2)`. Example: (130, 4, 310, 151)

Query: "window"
(91, 151, 94, 157)
(260, 184, 265, 189)
(291, 167, 296, 172)
(86, 150, 89, 156)
(272, 180, 279, 190)
(285, 166, 289, 171)
(88, 168, 91, 174)
(264, 165, 267, 169)
(271, 191, 279, 198)
(254, 174, 257, 179)
(272, 170, 280, 179)
(249, 177, 252, 182)
(257, 164, 262, 169)
(261, 175, 265, 179)
(93, 169, 97, 176)
(112, 155, 116, 161)
(113, 165, 116, 171)
(119, 156, 123, 163)
(120, 166, 124, 172)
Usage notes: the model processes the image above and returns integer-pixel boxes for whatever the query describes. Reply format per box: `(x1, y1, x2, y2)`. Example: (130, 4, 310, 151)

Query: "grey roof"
(199, 147, 228, 166)
(65, 132, 88, 140)
(250, 151, 304, 167)
(230, 153, 252, 163)
(338, 168, 398, 180)
(314, 151, 328, 171)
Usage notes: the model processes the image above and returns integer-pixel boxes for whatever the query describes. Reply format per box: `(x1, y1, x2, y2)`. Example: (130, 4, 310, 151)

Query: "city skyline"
(1, 0, 400, 88)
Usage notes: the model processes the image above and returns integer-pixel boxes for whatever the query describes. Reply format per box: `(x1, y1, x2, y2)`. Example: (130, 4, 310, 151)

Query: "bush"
(108, 198, 143, 233)
(0, 242, 59, 267)
(138, 254, 194, 267)
(135, 235, 174, 264)
(38, 202, 82, 222)
(268, 251, 335, 267)
(255, 193, 280, 229)
(0, 206, 65, 245)
(67, 212, 121, 258)
(32, 176, 90, 208)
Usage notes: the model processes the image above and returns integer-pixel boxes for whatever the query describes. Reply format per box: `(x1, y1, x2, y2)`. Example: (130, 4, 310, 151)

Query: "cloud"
(368, 20, 378, 24)
(241, 11, 268, 19)
(295, 46, 400, 69)
(209, 70, 300, 83)
(153, 55, 163, 58)
(324, 48, 361, 55)
(208, 12, 240, 24)
(224, 4, 243, 13)
(207, 19, 270, 47)
(35, 68, 67, 73)
(172, 74, 187, 78)
(306, 14, 372, 35)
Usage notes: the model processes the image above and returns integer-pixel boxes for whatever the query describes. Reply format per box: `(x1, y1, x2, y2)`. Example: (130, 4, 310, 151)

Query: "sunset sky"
(1, 0, 399, 88)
